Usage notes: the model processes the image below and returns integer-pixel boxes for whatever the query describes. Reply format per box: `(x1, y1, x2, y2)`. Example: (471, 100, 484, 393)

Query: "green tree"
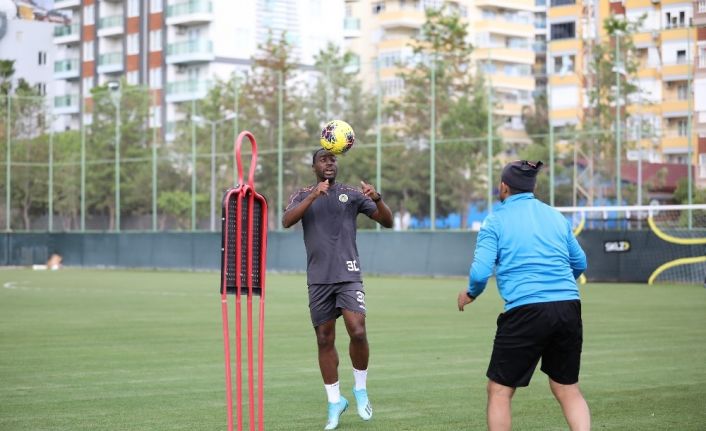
(389, 5, 492, 225)
(226, 31, 309, 227)
(51, 130, 82, 230)
(582, 15, 643, 202)
(86, 81, 151, 230)
(7, 80, 46, 229)
(0, 59, 14, 95)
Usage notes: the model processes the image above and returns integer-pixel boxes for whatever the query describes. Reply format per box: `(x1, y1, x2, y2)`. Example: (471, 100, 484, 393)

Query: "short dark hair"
(312, 148, 334, 164)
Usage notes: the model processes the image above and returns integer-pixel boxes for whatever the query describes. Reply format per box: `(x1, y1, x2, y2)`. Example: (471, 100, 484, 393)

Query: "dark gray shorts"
(308, 282, 366, 327)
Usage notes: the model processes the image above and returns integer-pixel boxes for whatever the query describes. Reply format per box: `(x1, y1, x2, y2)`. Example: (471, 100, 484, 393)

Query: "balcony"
(166, 1, 213, 26)
(662, 62, 690, 81)
(97, 15, 124, 38)
(165, 79, 212, 103)
(474, 47, 535, 64)
(343, 17, 361, 38)
(53, 0, 80, 9)
(54, 59, 80, 80)
(377, 8, 425, 30)
(475, 20, 534, 38)
(166, 39, 214, 64)
(97, 52, 124, 74)
(54, 94, 80, 115)
(475, 0, 537, 11)
(662, 99, 690, 118)
(53, 23, 80, 44)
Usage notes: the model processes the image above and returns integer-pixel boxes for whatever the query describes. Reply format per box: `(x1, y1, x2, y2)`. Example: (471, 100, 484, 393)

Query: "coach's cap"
(501, 160, 544, 192)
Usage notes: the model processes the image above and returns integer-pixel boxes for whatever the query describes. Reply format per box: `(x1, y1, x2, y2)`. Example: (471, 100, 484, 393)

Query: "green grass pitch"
(1, 269, 705, 430)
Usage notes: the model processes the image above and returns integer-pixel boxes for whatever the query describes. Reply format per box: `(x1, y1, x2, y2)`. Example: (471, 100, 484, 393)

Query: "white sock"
(324, 381, 340, 403)
(353, 368, 367, 391)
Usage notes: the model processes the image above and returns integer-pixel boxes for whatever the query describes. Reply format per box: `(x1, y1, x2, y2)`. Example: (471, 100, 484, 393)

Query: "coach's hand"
(457, 290, 474, 311)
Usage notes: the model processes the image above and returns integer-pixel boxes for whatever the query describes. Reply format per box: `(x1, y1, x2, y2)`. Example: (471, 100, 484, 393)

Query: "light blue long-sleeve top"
(468, 193, 587, 311)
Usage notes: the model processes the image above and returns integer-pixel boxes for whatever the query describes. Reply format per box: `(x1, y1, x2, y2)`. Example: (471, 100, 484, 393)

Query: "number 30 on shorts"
(346, 260, 360, 271)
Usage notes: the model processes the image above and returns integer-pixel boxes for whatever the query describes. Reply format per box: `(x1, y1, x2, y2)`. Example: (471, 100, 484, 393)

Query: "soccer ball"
(320, 120, 355, 155)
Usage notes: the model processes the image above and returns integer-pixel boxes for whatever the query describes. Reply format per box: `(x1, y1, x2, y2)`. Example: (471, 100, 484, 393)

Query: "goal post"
(556, 204, 706, 285)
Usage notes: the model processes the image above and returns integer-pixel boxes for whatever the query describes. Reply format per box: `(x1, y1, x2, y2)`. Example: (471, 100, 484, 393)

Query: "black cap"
(501, 160, 543, 192)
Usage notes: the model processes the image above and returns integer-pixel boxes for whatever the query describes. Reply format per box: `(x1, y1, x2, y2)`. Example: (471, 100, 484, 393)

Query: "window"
(699, 0, 706, 13)
(677, 119, 688, 136)
(150, 0, 162, 13)
(35, 82, 46, 96)
(700, 154, 706, 178)
(83, 4, 94, 25)
(127, 70, 139, 85)
(372, 2, 385, 14)
(38, 51, 47, 65)
(83, 76, 94, 96)
(550, 22, 575, 40)
(552, 54, 575, 75)
(677, 83, 688, 100)
(149, 67, 162, 89)
(150, 105, 162, 128)
(83, 41, 94, 61)
(127, 0, 140, 17)
(381, 78, 404, 97)
(379, 51, 401, 68)
(127, 33, 139, 55)
(149, 29, 162, 52)
(421, 0, 443, 10)
(676, 50, 687, 64)
(550, 0, 575, 5)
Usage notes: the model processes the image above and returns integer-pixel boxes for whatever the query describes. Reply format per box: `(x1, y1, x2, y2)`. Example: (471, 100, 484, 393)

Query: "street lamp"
(107, 80, 121, 232)
(612, 30, 626, 206)
(193, 113, 237, 231)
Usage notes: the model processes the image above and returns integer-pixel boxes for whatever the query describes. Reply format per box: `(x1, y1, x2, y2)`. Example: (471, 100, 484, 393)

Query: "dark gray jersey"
(286, 182, 377, 285)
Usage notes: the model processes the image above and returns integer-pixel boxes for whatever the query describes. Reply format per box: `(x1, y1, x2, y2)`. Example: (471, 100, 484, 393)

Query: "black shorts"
(308, 282, 366, 327)
(487, 300, 583, 388)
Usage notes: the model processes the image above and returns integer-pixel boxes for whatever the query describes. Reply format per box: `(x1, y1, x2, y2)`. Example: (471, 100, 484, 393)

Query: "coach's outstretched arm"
(282, 180, 329, 228)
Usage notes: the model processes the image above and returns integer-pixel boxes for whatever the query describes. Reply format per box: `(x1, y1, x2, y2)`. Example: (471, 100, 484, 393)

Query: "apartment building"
(471, 0, 538, 147)
(51, 0, 344, 138)
(694, 0, 706, 185)
(345, 0, 540, 148)
(0, 0, 55, 104)
(547, 0, 699, 171)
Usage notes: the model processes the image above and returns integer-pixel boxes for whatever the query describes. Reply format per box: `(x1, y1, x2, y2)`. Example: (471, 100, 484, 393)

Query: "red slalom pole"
(221, 131, 268, 431)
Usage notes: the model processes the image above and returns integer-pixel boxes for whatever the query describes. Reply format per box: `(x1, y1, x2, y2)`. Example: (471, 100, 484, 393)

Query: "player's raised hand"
(313, 179, 330, 198)
(360, 181, 380, 201)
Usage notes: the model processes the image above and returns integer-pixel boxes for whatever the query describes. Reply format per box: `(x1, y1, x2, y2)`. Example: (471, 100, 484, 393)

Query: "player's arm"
(282, 181, 329, 228)
(458, 217, 498, 311)
(360, 181, 393, 228)
(566, 220, 587, 279)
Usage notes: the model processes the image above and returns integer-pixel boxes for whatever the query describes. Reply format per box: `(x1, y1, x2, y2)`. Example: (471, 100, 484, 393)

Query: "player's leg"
(341, 309, 368, 370)
(485, 304, 547, 430)
(487, 380, 515, 431)
(314, 320, 339, 385)
(541, 300, 589, 431)
(548, 379, 590, 431)
(310, 284, 348, 429)
(338, 283, 372, 421)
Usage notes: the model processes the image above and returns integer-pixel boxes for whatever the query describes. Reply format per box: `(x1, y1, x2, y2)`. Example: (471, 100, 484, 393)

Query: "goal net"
(556, 204, 706, 285)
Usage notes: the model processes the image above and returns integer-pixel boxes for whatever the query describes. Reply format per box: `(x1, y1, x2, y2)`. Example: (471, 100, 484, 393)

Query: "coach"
(457, 160, 590, 431)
